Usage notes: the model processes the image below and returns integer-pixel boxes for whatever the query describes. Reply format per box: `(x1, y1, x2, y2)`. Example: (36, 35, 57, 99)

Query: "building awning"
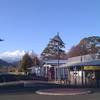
(84, 66, 100, 70)
(71, 60, 100, 67)
(60, 60, 100, 69)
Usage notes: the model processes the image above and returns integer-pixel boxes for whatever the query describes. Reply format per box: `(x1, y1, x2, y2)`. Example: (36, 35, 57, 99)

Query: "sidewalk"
(0, 81, 24, 86)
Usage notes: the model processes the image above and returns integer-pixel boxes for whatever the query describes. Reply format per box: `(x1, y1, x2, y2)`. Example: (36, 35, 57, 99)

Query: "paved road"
(0, 91, 100, 100)
(0, 81, 100, 100)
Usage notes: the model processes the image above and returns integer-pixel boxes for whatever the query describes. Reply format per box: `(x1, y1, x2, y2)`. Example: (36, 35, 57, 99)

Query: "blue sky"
(0, 0, 100, 54)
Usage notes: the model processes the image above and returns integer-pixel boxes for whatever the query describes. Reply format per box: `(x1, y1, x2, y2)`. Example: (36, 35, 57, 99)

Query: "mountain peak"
(0, 50, 35, 63)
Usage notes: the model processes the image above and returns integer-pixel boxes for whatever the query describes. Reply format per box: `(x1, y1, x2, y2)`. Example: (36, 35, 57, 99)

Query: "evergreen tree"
(41, 33, 66, 60)
(20, 53, 33, 73)
(29, 52, 40, 66)
(20, 52, 41, 74)
(32, 56, 40, 66)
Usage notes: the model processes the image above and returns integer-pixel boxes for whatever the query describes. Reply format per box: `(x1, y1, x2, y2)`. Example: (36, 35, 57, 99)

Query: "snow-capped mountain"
(0, 50, 35, 63)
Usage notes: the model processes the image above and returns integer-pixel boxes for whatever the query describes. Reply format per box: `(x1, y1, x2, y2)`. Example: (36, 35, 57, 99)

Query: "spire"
(52, 32, 65, 46)
(57, 32, 59, 36)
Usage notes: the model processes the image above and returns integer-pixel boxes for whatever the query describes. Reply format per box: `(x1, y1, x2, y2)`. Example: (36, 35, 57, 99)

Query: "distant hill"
(0, 59, 12, 67)
(11, 61, 20, 67)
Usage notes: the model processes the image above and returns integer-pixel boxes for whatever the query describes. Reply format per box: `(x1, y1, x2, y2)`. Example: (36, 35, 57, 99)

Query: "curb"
(36, 89, 92, 96)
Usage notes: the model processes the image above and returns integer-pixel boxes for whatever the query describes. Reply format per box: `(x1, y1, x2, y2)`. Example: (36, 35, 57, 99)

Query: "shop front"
(68, 65, 100, 87)
(84, 66, 100, 87)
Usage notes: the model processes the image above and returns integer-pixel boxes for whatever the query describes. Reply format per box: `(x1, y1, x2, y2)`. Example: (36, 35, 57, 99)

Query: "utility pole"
(52, 33, 65, 82)
(57, 41, 60, 82)
(81, 39, 85, 86)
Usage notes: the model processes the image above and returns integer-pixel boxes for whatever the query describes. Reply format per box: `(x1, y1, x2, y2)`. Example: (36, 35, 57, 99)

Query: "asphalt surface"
(0, 81, 100, 100)
(0, 91, 100, 100)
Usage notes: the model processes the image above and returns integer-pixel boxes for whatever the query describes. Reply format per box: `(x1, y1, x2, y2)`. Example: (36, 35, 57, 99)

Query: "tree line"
(67, 36, 100, 58)
(19, 35, 100, 74)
